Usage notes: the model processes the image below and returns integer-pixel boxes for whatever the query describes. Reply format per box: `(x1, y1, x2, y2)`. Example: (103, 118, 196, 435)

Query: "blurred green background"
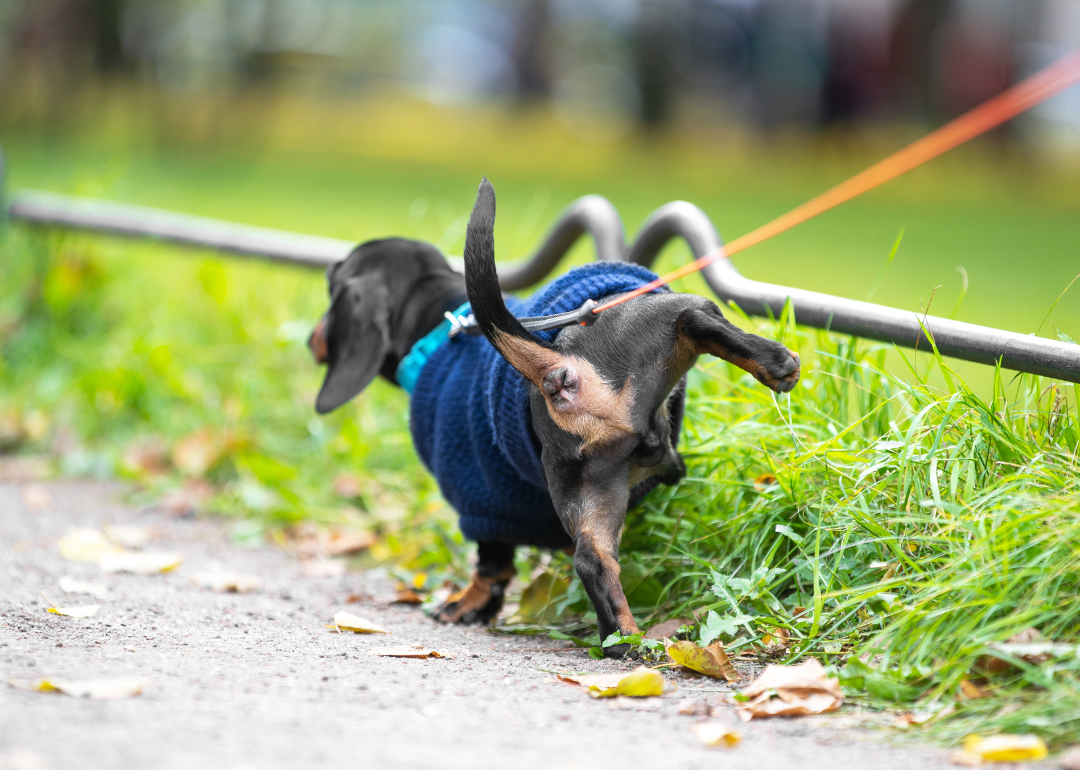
(1, 0, 1078, 557)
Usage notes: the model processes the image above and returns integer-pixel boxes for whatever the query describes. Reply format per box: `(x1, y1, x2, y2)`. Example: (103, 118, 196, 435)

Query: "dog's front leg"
(433, 541, 515, 624)
(559, 462, 639, 658)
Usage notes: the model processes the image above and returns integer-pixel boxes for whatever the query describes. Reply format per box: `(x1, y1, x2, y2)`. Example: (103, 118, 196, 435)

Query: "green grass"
(3, 96, 1080, 747)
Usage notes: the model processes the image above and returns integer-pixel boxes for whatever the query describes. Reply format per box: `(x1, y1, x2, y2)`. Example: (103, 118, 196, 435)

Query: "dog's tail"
(464, 178, 549, 354)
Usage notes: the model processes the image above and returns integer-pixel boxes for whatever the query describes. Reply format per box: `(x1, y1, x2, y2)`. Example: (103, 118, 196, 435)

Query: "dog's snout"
(309, 316, 328, 364)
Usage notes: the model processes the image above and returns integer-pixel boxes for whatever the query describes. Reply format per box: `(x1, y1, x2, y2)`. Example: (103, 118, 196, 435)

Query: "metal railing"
(3, 156, 1078, 383)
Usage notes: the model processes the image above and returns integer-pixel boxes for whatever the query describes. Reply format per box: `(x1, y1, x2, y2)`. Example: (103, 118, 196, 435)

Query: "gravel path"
(0, 480, 957, 770)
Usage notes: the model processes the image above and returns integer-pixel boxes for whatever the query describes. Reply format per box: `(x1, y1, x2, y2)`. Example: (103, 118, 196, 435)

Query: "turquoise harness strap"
(395, 302, 473, 395)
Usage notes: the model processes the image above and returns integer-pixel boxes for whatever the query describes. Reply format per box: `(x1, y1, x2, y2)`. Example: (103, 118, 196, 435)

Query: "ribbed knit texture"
(410, 262, 666, 548)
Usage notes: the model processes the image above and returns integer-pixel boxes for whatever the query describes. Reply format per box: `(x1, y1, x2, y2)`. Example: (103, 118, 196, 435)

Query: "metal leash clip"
(446, 310, 477, 339)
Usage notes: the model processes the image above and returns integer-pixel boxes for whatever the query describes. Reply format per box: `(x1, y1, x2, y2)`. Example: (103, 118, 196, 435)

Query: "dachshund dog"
(310, 179, 799, 657)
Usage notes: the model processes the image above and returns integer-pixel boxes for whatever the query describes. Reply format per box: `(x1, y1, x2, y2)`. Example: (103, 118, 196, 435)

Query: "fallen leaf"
(1058, 746, 1080, 770)
(325, 611, 388, 634)
(369, 646, 453, 659)
(332, 473, 363, 498)
(959, 678, 992, 700)
(8, 676, 153, 700)
(121, 439, 170, 477)
(324, 531, 375, 557)
(390, 588, 423, 605)
(124, 646, 138, 652)
(172, 428, 223, 477)
(58, 577, 108, 599)
(645, 618, 691, 640)
(754, 473, 777, 492)
(103, 524, 152, 550)
(677, 699, 718, 716)
(950, 734, 1048, 765)
(20, 485, 52, 512)
(509, 571, 570, 624)
(99, 551, 183, 575)
(690, 721, 742, 748)
(58, 528, 118, 563)
(159, 480, 215, 517)
(299, 558, 347, 578)
(0, 455, 52, 481)
(559, 667, 665, 698)
(46, 604, 99, 618)
(191, 572, 260, 593)
(666, 639, 740, 682)
(734, 658, 843, 721)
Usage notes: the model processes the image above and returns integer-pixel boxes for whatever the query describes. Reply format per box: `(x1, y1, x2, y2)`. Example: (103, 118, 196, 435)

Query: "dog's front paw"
(432, 573, 508, 625)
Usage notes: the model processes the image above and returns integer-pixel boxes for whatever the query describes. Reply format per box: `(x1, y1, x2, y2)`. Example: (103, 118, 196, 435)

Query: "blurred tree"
(92, 0, 128, 72)
(512, 0, 551, 100)
(634, 0, 678, 127)
(887, 0, 956, 120)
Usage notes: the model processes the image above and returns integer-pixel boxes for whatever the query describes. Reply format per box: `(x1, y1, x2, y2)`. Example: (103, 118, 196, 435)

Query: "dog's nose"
(309, 317, 328, 364)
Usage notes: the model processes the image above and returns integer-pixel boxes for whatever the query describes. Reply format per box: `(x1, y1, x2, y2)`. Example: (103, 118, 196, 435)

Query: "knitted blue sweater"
(409, 262, 667, 548)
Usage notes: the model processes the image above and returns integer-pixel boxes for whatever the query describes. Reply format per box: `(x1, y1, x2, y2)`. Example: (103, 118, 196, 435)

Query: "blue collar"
(395, 302, 473, 394)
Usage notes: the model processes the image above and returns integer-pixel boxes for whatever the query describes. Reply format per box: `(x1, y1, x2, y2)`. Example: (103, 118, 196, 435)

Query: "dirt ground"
(0, 480, 962, 770)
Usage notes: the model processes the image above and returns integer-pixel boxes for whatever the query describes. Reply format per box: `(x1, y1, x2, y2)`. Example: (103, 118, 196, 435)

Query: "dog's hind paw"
(432, 569, 513, 625)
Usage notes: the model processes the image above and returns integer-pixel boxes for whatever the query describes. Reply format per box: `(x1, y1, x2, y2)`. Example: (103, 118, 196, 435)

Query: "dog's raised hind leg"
(433, 541, 515, 624)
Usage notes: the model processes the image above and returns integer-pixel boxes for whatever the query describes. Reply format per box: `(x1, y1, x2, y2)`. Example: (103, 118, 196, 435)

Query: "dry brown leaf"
(676, 700, 717, 716)
(20, 485, 52, 512)
(99, 551, 183, 575)
(121, 439, 170, 477)
(666, 640, 740, 682)
(1058, 746, 1080, 770)
(949, 734, 1048, 765)
(734, 658, 843, 721)
(644, 618, 691, 641)
(369, 645, 453, 659)
(58, 577, 108, 599)
(172, 429, 223, 477)
(324, 531, 375, 557)
(690, 721, 742, 748)
(299, 558, 347, 578)
(332, 473, 363, 499)
(754, 473, 777, 492)
(325, 611, 388, 634)
(58, 528, 118, 563)
(0, 455, 53, 481)
(191, 572, 260, 593)
(8, 676, 153, 700)
(46, 604, 99, 618)
(390, 588, 424, 605)
(103, 524, 152, 550)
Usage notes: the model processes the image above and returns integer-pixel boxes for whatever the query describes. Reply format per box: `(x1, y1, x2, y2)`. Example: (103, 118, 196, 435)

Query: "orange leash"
(593, 48, 1080, 315)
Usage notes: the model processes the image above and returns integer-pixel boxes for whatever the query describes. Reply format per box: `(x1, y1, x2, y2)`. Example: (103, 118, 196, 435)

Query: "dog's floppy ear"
(676, 304, 801, 394)
(315, 277, 392, 413)
(464, 178, 566, 385)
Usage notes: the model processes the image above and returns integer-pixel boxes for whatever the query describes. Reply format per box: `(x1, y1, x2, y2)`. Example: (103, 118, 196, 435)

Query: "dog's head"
(464, 178, 800, 528)
(308, 238, 460, 414)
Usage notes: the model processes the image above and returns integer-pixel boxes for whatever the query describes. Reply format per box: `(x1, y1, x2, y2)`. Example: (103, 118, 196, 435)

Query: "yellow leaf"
(99, 551, 183, 575)
(962, 734, 1048, 763)
(666, 639, 740, 682)
(577, 667, 664, 699)
(8, 677, 152, 700)
(47, 604, 99, 618)
(172, 428, 222, 477)
(326, 611, 388, 634)
(690, 721, 742, 748)
(58, 528, 118, 563)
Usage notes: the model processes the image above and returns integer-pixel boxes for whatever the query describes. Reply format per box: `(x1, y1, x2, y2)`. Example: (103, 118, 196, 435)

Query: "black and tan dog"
(310, 180, 799, 657)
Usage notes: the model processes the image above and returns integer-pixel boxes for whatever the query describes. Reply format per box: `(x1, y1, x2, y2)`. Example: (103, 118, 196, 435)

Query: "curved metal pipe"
(627, 201, 1080, 383)
(7, 188, 625, 291)
(447, 194, 625, 290)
